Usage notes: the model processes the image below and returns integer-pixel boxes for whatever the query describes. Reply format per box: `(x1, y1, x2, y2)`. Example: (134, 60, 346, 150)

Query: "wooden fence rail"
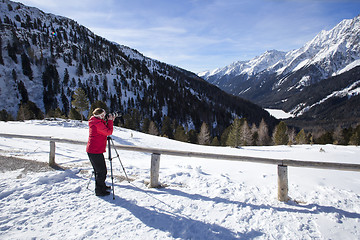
(1, 133, 360, 202)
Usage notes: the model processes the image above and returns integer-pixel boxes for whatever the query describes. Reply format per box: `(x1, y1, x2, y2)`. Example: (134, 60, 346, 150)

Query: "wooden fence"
(1, 133, 360, 202)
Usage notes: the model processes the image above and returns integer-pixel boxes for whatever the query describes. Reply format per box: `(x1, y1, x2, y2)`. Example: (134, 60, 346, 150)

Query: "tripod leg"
(108, 137, 115, 200)
(109, 159, 115, 200)
(86, 171, 94, 190)
(110, 138, 130, 183)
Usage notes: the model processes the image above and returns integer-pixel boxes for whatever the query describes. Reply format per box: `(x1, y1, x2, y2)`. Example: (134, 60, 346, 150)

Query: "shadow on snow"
(96, 175, 360, 239)
(103, 185, 263, 239)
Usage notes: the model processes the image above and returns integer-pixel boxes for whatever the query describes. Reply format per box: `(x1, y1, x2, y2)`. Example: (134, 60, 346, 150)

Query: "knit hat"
(93, 108, 105, 118)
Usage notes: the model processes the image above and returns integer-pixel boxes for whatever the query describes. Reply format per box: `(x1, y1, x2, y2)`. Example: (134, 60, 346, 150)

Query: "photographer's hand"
(108, 114, 115, 121)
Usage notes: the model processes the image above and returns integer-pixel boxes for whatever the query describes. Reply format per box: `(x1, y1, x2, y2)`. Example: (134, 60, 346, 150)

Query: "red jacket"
(86, 116, 113, 154)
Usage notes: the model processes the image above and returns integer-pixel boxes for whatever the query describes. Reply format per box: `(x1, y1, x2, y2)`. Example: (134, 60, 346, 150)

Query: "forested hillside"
(0, 0, 277, 139)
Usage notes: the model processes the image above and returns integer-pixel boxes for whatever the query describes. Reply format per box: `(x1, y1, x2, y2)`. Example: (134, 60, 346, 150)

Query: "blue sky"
(15, 0, 360, 73)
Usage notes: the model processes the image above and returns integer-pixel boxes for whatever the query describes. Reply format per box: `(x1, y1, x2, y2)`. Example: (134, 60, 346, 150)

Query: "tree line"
(1, 88, 359, 146)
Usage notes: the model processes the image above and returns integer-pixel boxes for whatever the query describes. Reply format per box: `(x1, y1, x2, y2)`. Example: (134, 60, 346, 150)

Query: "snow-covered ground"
(265, 108, 293, 119)
(0, 120, 360, 239)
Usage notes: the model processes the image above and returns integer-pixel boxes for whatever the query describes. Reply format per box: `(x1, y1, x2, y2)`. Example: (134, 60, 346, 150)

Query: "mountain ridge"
(199, 15, 360, 129)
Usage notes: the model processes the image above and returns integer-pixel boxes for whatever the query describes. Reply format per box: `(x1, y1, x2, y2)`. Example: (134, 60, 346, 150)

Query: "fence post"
(49, 141, 56, 166)
(278, 165, 289, 202)
(150, 153, 161, 188)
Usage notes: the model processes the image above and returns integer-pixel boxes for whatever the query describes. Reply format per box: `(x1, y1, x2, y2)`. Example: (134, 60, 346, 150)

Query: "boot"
(95, 189, 110, 196)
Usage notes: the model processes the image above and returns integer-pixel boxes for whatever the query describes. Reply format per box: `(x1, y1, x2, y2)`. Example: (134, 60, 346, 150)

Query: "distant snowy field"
(0, 120, 360, 239)
(265, 108, 293, 119)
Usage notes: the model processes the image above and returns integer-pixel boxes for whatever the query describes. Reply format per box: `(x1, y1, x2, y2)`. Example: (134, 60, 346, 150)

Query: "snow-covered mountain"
(199, 50, 286, 85)
(199, 15, 360, 129)
(0, 0, 277, 134)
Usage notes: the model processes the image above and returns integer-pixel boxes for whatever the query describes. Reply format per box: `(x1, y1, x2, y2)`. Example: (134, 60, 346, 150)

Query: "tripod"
(86, 136, 130, 200)
(107, 136, 130, 199)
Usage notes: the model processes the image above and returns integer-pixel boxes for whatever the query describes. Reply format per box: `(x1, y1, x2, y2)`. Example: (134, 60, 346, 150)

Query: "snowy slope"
(0, 0, 155, 116)
(1, 120, 360, 239)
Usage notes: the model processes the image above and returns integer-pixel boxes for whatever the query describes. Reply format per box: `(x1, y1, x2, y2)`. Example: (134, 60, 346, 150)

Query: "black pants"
(88, 153, 107, 193)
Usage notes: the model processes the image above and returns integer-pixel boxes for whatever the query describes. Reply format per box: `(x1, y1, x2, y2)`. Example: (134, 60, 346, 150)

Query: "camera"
(105, 111, 122, 120)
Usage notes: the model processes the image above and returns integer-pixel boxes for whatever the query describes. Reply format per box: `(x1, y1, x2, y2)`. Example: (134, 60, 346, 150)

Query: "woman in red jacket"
(86, 108, 114, 196)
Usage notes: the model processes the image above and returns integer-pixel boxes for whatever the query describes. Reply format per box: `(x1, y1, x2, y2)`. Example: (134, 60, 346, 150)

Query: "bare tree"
(258, 118, 270, 146)
(333, 126, 345, 145)
(198, 122, 211, 145)
(241, 119, 252, 146)
(287, 128, 296, 146)
(148, 121, 159, 136)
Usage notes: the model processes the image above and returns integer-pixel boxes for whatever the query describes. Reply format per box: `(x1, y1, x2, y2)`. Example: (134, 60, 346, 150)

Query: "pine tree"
(54, 107, 65, 118)
(198, 122, 211, 145)
(295, 129, 307, 145)
(69, 108, 81, 120)
(7, 42, 17, 63)
(226, 118, 242, 147)
(125, 109, 141, 131)
(0, 36, 4, 65)
(63, 68, 69, 85)
(174, 125, 188, 142)
(211, 136, 220, 146)
(308, 133, 314, 145)
(103, 76, 108, 92)
(71, 88, 89, 122)
(76, 63, 83, 76)
(21, 53, 33, 80)
(17, 101, 44, 120)
(220, 125, 231, 146)
(17, 81, 29, 103)
(188, 129, 198, 144)
(0, 109, 13, 121)
(349, 125, 360, 146)
(42, 64, 60, 113)
(61, 89, 69, 116)
(316, 131, 333, 144)
(273, 121, 289, 145)
(7, 3, 13, 11)
(121, 109, 140, 130)
(142, 118, 150, 133)
(12, 69, 17, 81)
(161, 116, 173, 138)
(342, 126, 353, 145)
